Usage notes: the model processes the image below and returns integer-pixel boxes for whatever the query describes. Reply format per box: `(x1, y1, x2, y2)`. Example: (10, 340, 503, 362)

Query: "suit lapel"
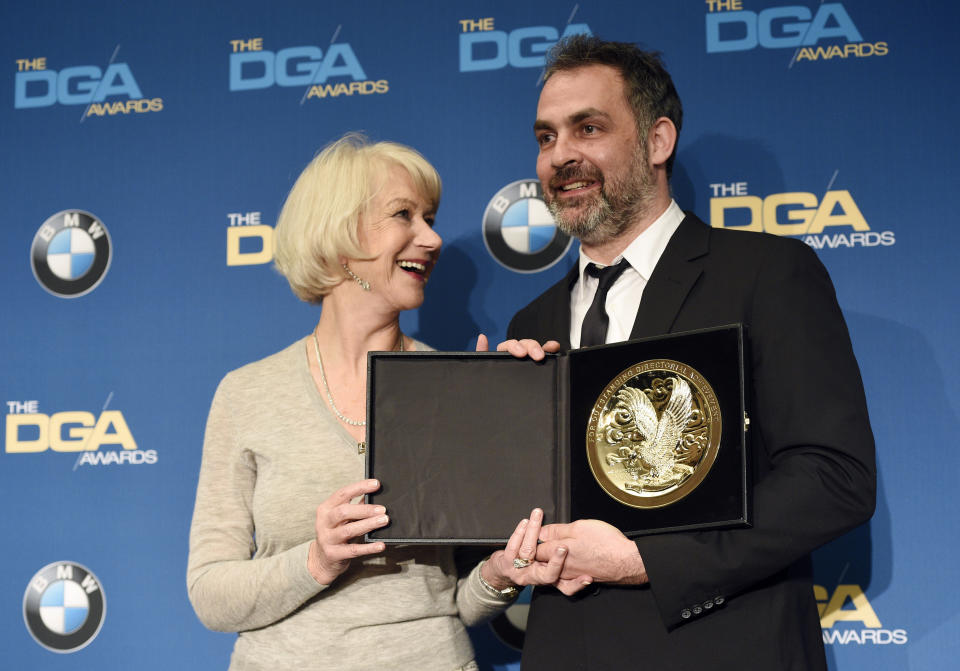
(543, 264, 579, 349)
(630, 214, 710, 339)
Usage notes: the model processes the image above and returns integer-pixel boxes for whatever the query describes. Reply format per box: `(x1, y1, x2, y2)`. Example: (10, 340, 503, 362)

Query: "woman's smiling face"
(347, 164, 442, 313)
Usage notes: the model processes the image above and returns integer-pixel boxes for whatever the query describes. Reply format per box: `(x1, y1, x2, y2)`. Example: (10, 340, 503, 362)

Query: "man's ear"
(647, 117, 677, 169)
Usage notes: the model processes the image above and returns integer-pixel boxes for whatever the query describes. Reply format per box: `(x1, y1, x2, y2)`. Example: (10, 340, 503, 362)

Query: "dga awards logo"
(704, 1, 888, 62)
(708, 181, 894, 249)
(23, 562, 106, 653)
(5, 399, 157, 466)
(228, 36, 388, 100)
(31, 210, 112, 297)
(457, 17, 591, 72)
(14, 51, 163, 116)
(482, 180, 571, 273)
(816, 583, 907, 645)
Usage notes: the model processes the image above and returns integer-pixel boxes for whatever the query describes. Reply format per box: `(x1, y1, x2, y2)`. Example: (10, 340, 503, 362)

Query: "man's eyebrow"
(533, 107, 611, 133)
(569, 107, 610, 124)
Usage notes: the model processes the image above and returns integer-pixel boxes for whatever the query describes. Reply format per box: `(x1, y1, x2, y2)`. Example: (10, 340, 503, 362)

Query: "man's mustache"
(548, 165, 604, 192)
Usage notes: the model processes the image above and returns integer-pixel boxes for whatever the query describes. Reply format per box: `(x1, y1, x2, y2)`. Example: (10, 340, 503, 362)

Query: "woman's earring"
(342, 263, 371, 291)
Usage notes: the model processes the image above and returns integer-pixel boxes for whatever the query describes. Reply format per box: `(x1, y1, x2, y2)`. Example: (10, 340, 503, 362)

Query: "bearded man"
(497, 35, 876, 671)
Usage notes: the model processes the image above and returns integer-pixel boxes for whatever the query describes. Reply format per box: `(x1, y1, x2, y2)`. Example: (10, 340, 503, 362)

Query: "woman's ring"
(513, 557, 532, 569)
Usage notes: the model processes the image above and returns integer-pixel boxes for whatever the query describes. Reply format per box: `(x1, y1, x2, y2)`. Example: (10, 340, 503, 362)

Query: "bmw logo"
(23, 561, 106, 653)
(31, 210, 112, 297)
(482, 180, 572, 273)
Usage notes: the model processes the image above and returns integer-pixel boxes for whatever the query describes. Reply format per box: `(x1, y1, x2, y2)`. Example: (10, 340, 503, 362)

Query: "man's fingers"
(543, 340, 562, 353)
(520, 339, 545, 361)
(496, 339, 520, 354)
(475, 333, 489, 352)
(533, 546, 567, 584)
(535, 539, 563, 563)
(556, 575, 593, 596)
(495, 339, 550, 361)
(538, 522, 570, 543)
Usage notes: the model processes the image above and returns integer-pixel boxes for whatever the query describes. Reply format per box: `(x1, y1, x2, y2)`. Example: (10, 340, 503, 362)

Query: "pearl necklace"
(313, 330, 403, 427)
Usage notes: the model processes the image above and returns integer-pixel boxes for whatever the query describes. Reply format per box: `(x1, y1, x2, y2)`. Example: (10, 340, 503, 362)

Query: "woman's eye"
(395, 209, 410, 219)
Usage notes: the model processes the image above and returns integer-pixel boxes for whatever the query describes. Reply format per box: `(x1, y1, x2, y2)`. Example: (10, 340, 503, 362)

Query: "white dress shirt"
(569, 200, 685, 348)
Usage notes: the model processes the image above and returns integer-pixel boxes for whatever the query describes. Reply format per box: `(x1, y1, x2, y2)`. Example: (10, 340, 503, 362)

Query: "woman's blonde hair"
(274, 133, 442, 303)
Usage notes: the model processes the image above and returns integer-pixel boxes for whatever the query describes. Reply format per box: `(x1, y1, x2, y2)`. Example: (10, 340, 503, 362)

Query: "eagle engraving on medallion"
(587, 360, 721, 509)
(601, 376, 706, 493)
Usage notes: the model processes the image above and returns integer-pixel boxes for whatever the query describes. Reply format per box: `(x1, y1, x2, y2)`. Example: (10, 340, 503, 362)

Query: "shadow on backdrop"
(812, 310, 959, 666)
(673, 133, 787, 218)
(415, 241, 486, 351)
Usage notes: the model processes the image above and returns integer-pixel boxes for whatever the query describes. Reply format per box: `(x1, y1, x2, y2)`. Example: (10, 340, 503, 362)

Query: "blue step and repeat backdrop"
(3, 1, 958, 668)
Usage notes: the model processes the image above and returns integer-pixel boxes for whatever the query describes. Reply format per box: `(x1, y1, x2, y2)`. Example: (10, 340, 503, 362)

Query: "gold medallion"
(586, 359, 722, 509)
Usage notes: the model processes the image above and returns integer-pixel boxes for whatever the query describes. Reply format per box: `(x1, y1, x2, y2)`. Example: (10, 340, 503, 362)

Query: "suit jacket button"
(703, 600, 714, 610)
(692, 604, 703, 615)
(681, 609, 692, 619)
(714, 596, 725, 605)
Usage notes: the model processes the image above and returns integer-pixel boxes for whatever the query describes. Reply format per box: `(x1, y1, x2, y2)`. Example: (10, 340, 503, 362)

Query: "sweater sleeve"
(455, 562, 519, 627)
(186, 376, 327, 632)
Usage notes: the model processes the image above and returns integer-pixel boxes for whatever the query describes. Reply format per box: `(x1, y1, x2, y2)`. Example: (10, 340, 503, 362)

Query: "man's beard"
(546, 142, 656, 246)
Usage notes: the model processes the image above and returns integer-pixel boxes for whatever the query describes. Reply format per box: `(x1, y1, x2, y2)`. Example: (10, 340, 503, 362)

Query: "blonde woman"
(187, 134, 567, 670)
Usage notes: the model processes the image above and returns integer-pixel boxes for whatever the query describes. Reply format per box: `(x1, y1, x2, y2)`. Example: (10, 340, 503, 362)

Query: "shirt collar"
(576, 199, 686, 282)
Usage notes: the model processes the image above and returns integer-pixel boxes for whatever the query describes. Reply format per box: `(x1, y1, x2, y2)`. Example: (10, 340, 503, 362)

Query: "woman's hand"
(307, 479, 389, 585)
(481, 508, 594, 596)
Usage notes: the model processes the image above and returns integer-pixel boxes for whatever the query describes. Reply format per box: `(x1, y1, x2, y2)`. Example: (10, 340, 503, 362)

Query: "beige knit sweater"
(187, 337, 512, 670)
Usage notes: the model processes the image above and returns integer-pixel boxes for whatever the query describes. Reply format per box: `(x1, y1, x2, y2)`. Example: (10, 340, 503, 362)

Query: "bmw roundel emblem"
(23, 561, 106, 653)
(482, 180, 572, 273)
(31, 210, 112, 297)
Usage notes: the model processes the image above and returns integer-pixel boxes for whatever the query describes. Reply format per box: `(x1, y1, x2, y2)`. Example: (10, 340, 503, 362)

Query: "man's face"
(534, 64, 655, 245)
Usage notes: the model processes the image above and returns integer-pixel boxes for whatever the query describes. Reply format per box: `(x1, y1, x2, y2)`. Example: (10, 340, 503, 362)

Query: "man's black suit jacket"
(508, 214, 876, 671)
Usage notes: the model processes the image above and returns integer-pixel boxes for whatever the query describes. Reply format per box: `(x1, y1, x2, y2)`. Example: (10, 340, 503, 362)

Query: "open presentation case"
(365, 324, 750, 544)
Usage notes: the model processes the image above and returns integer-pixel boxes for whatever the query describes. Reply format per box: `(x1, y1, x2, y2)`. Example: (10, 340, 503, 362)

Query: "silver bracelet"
(477, 560, 520, 599)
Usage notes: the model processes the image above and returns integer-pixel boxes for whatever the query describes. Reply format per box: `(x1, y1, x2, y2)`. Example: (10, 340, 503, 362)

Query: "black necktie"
(579, 259, 630, 347)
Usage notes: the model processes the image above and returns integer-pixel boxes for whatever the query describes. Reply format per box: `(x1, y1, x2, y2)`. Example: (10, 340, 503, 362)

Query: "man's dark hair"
(544, 35, 683, 177)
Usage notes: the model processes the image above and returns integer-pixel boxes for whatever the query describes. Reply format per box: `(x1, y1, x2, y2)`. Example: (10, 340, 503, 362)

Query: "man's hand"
(483, 509, 594, 596)
(536, 519, 648, 585)
(475, 333, 562, 361)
